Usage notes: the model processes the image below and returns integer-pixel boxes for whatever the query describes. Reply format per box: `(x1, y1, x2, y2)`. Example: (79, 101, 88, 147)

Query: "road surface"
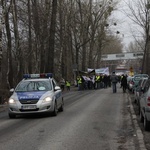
(0, 85, 144, 150)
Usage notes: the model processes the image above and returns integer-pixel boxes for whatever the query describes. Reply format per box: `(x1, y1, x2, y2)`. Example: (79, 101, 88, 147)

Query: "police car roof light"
(39, 73, 52, 78)
(23, 73, 53, 79)
(31, 74, 40, 78)
(40, 73, 45, 78)
(23, 74, 31, 79)
(45, 73, 53, 78)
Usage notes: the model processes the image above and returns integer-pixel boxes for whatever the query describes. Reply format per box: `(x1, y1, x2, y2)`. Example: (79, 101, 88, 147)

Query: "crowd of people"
(76, 74, 111, 91)
(59, 72, 128, 93)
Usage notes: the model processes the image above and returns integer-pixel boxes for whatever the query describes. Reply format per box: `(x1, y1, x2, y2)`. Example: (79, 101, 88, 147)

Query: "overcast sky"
(110, 0, 140, 49)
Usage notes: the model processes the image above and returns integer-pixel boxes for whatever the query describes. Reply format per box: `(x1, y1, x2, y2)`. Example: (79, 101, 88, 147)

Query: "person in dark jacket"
(59, 77, 65, 91)
(107, 75, 111, 87)
(121, 74, 127, 93)
(103, 74, 108, 88)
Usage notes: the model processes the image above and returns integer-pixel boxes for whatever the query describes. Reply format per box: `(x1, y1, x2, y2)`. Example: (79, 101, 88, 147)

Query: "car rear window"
(134, 76, 141, 81)
(134, 74, 149, 81)
(142, 75, 149, 78)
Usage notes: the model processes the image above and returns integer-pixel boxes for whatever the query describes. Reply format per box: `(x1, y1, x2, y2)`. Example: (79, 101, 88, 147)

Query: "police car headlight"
(9, 98, 16, 104)
(43, 97, 52, 103)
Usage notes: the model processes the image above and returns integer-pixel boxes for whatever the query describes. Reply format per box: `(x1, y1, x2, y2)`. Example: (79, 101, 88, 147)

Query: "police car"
(8, 73, 64, 118)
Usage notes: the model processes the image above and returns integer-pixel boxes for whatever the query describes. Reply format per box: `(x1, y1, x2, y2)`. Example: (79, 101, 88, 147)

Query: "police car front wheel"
(59, 99, 64, 112)
(9, 113, 16, 119)
(52, 102, 58, 116)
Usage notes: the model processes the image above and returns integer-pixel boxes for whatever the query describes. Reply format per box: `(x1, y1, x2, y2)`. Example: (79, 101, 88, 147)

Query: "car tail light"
(147, 97, 150, 106)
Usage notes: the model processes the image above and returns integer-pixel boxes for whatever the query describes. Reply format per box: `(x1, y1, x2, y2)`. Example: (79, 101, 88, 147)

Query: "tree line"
(0, 0, 123, 90)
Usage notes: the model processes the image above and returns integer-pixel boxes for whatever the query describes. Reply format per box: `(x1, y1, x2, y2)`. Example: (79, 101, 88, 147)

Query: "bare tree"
(2, 0, 14, 88)
(124, 0, 150, 74)
(12, 0, 24, 82)
(0, 0, 123, 90)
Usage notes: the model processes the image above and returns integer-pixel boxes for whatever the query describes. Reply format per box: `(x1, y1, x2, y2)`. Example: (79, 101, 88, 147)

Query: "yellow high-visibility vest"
(66, 81, 70, 86)
(77, 77, 82, 84)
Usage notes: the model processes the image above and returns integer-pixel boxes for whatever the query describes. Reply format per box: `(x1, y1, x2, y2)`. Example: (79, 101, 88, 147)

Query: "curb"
(128, 94, 147, 150)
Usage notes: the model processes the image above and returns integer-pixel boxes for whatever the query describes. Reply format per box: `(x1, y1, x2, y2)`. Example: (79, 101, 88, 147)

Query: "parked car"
(139, 79, 150, 131)
(134, 78, 148, 114)
(132, 74, 149, 93)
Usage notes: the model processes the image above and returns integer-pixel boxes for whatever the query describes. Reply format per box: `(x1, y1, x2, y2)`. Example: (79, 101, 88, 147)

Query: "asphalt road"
(0, 85, 146, 150)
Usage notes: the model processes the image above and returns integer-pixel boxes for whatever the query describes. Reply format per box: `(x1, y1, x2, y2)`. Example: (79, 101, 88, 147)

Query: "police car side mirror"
(54, 86, 61, 91)
(10, 88, 14, 92)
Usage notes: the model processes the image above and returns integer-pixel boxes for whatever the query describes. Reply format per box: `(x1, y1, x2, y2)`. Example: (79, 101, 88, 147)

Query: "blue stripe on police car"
(17, 91, 46, 100)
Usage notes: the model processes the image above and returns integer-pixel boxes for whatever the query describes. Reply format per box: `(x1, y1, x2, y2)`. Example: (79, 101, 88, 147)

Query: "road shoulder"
(127, 93, 147, 150)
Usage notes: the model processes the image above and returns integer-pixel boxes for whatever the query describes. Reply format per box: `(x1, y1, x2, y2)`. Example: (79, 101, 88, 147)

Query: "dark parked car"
(134, 78, 148, 103)
(134, 78, 148, 114)
(132, 74, 149, 93)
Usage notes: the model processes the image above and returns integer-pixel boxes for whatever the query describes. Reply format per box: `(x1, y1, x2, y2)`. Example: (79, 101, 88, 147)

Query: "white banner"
(87, 68, 95, 72)
(82, 76, 91, 81)
(95, 67, 109, 75)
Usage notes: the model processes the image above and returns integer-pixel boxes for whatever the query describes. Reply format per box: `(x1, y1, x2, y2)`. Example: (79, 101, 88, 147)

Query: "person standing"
(110, 71, 118, 93)
(59, 78, 65, 91)
(66, 80, 71, 91)
(121, 74, 127, 93)
(77, 76, 82, 91)
(107, 75, 111, 87)
(103, 74, 108, 88)
(95, 74, 100, 89)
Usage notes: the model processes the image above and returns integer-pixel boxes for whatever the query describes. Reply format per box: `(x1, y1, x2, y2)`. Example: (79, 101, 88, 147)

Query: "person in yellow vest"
(77, 75, 82, 91)
(95, 74, 100, 89)
(66, 80, 71, 91)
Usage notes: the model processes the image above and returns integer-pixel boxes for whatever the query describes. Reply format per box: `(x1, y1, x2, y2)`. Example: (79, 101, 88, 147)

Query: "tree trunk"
(46, 0, 57, 73)
(12, 0, 23, 82)
(3, 1, 14, 88)
(27, 0, 32, 74)
(32, 0, 41, 72)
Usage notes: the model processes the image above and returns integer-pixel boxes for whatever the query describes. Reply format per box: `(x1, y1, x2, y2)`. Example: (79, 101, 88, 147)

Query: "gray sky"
(110, 0, 140, 49)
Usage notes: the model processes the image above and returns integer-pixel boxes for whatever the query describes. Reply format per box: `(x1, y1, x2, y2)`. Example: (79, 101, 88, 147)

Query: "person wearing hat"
(110, 71, 118, 93)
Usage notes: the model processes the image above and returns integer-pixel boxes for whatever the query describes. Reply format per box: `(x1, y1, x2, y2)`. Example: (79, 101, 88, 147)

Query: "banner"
(82, 76, 91, 81)
(95, 67, 109, 75)
(87, 68, 95, 73)
(87, 67, 109, 75)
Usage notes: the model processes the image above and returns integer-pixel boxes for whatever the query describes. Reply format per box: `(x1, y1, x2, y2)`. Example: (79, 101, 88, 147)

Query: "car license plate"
(22, 105, 36, 110)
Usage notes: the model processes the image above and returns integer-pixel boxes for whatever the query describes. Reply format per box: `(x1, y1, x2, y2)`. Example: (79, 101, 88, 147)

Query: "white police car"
(8, 73, 64, 118)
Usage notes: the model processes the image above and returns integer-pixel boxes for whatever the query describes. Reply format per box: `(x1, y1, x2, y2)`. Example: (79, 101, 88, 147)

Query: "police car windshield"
(15, 80, 52, 92)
